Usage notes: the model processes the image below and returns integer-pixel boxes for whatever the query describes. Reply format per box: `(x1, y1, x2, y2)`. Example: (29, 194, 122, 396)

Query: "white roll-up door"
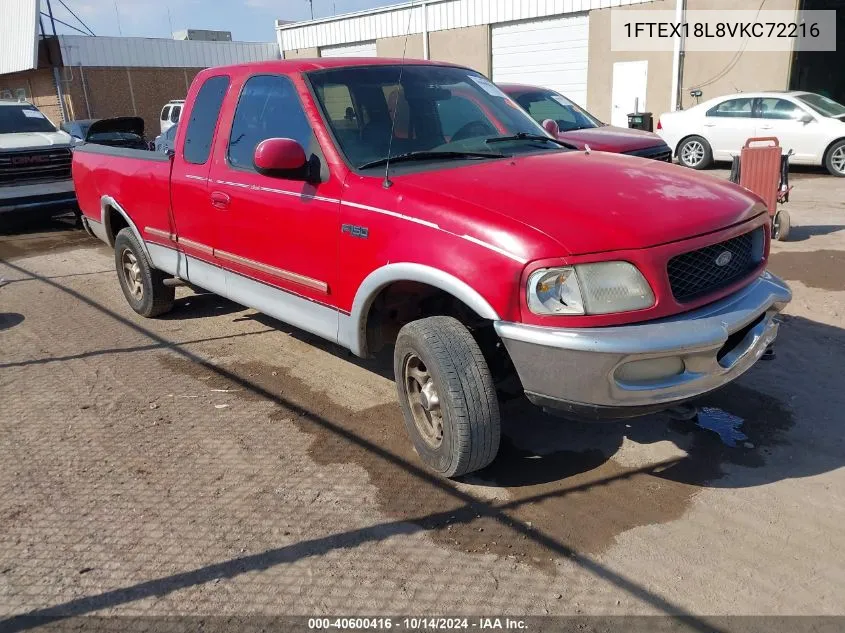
(320, 41, 378, 58)
(492, 15, 590, 108)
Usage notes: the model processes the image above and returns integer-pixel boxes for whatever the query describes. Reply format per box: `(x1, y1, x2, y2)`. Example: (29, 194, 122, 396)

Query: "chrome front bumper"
(495, 273, 792, 420)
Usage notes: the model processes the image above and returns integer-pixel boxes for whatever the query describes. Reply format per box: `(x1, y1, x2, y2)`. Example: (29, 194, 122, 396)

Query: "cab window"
(228, 74, 313, 171)
(160, 106, 170, 121)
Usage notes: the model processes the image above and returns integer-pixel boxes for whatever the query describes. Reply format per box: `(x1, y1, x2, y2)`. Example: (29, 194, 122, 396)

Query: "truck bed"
(73, 143, 172, 236)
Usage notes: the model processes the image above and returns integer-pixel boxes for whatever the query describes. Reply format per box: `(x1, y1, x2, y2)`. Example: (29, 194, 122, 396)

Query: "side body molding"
(99, 195, 153, 263)
(340, 262, 502, 357)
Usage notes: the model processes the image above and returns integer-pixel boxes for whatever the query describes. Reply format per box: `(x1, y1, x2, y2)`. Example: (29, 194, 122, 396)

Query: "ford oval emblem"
(715, 251, 733, 267)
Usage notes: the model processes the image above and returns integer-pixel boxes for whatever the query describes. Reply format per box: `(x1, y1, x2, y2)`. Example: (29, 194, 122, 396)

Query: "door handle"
(210, 191, 230, 210)
(703, 123, 716, 127)
(759, 125, 773, 130)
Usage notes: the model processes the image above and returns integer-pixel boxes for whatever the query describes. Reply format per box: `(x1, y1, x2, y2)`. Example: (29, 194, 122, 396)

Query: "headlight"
(527, 262, 654, 316)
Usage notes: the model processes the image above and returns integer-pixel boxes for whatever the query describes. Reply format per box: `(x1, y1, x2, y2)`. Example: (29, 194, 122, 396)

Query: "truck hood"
(558, 125, 666, 153)
(0, 131, 72, 150)
(395, 150, 763, 257)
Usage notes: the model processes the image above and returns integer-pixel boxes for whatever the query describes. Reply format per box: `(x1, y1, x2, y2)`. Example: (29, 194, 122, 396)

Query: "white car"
(657, 91, 845, 177)
(159, 99, 184, 135)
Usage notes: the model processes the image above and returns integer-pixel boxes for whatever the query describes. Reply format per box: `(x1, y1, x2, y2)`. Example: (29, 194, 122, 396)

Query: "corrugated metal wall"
(277, 0, 653, 52)
(0, 0, 40, 75)
(58, 35, 280, 69)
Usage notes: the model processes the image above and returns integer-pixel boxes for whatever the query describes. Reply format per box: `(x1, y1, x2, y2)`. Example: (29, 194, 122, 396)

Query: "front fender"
(339, 262, 501, 357)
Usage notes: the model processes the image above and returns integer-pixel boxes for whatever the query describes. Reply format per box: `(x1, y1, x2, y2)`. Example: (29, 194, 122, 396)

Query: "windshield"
(308, 65, 561, 170)
(795, 93, 845, 118)
(509, 89, 602, 131)
(0, 105, 57, 134)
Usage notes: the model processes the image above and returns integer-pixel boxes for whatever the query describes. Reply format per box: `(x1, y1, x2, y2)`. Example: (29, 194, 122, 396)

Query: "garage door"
(492, 15, 590, 108)
(320, 41, 377, 58)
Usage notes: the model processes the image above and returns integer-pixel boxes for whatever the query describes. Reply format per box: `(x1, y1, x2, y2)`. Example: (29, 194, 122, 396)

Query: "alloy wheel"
(831, 146, 845, 175)
(682, 140, 705, 167)
(403, 353, 444, 449)
(121, 249, 144, 301)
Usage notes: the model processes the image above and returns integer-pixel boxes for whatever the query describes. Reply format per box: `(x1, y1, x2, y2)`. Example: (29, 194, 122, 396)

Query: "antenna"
(383, 7, 416, 189)
(167, 7, 174, 37)
(114, 1, 123, 36)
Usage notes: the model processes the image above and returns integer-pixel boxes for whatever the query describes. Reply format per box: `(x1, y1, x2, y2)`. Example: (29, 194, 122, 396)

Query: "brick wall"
(1, 65, 204, 139)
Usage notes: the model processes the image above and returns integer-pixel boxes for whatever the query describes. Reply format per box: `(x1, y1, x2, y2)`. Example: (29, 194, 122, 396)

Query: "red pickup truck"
(73, 58, 791, 477)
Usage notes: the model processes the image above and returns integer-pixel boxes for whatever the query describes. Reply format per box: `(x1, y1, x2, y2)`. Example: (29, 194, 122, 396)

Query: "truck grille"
(0, 148, 73, 186)
(624, 145, 672, 162)
(667, 227, 764, 302)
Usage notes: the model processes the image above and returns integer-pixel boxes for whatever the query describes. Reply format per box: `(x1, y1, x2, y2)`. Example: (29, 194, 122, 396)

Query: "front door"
(702, 97, 758, 160)
(611, 61, 648, 128)
(755, 97, 821, 163)
(208, 73, 342, 341)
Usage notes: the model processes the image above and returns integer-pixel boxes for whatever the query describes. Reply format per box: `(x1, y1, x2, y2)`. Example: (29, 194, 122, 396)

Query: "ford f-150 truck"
(1, 100, 77, 220)
(72, 59, 791, 477)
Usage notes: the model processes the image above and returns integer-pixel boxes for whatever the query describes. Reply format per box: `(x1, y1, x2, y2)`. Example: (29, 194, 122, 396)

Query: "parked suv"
(0, 100, 76, 221)
(159, 100, 184, 135)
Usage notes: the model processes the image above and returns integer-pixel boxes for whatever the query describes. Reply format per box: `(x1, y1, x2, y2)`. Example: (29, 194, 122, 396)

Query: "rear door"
(702, 97, 757, 159)
(168, 74, 230, 288)
(207, 72, 342, 339)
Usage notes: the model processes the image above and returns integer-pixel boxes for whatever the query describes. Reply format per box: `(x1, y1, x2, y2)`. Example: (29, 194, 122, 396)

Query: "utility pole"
(43, 0, 70, 123)
(307, 0, 314, 20)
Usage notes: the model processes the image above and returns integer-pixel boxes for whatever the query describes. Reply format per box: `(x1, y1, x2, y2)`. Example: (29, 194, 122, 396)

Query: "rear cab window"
(160, 106, 171, 121)
(183, 75, 230, 165)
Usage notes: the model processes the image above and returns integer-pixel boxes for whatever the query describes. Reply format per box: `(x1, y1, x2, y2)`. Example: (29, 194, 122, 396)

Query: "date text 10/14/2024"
(308, 617, 528, 630)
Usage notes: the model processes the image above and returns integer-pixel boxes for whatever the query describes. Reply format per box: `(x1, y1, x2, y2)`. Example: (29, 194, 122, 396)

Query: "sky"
(47, 0, 400, 42)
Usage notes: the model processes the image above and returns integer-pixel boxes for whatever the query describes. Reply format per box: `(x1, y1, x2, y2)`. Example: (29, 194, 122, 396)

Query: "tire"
(824, 139, 845, 177)
(394, 316, 501, 478)
(677, 136, 713, 170)
(114, 228, 175, 317)
(772, 209, 790, 241)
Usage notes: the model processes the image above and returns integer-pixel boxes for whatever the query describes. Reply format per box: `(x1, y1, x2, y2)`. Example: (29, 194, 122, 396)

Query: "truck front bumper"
(495, 273, 792, 420)
(0, 180, 77, 216)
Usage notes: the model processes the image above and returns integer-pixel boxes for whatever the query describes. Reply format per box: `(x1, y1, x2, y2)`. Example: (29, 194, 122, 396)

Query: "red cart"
(729, 137, 792, 241)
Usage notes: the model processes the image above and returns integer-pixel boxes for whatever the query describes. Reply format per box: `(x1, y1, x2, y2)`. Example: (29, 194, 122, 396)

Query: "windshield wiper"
(485, 132, 577, 150)
(358, 150, 505, 170)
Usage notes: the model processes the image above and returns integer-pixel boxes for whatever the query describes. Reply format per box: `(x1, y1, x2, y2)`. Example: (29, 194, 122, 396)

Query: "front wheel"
(677, 136, 713, 170)
(824, 139, 845, 177)
(394, 316, 501, 478)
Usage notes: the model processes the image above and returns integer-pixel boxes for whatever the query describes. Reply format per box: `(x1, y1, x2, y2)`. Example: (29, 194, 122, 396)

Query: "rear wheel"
(677, 136, 713, 170)
(114, 228, 174, 317)
(394, 316, 500, 478)
(824, 139, 845, 177)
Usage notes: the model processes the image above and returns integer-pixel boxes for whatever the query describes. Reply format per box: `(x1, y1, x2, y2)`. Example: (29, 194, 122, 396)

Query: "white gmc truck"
(0, 100, 77, 220)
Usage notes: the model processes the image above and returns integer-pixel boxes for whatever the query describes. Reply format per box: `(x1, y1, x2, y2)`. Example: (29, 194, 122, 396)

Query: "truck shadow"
(249, 310, 843, 495)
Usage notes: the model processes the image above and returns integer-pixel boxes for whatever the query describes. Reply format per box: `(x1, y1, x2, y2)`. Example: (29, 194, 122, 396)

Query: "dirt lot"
(1, 167, 844, 622)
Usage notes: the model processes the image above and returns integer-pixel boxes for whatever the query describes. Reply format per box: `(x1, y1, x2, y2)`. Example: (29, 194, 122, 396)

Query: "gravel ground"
(0, 167, 843, 622)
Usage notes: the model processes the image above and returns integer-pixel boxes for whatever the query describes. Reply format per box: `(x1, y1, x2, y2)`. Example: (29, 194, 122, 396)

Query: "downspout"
(670, 0, 686, 111)
(422, 1, 429, 60)
(79, 64, 92, 118)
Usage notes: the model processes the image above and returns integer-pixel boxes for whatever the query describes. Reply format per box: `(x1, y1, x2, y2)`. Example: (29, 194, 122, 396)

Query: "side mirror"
(541, 118, 560, 137)
(253, 138, 308, 177)
(799, 113, 814, 124)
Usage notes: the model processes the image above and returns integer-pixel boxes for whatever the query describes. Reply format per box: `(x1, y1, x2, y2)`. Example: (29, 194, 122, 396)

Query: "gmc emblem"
(11, 155, 50, 166)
